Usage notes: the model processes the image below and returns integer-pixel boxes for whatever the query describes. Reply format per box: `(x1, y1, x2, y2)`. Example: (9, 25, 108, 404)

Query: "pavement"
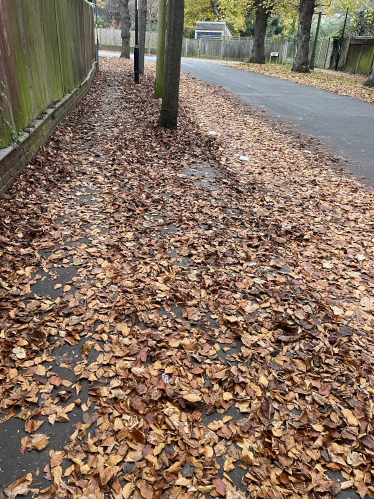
(100, 51, 374, 184)
(0, 55, 371, 499)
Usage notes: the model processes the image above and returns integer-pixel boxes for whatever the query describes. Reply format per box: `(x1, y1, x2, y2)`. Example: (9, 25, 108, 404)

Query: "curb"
(0, 62, 97, 199)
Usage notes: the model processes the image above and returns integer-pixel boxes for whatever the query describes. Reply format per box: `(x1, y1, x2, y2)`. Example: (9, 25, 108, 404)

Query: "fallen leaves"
(4, 474, 32, 499)
(219, 61, 374, 104)
(1, 56, 374, 499)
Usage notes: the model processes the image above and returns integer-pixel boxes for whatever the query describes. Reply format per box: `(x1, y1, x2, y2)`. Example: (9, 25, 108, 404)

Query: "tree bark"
(119, 0, 130, 58)
(292, 0, 315, 73)
(364, 57, 374, 87)
(158, 0, 185, 129)
(139, 0, 148, 74)
(211, 0, 220, 19)
(147, 16, 152, 55)
(155, 0, 167, 97)
(249, 1, 272, 64)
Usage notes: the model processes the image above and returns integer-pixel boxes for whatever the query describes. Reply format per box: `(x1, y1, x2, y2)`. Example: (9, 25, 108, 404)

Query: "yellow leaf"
(224, 456, 235, 472)
(165, 462, 181, 475)
(311, 424, 325, 432)
(31, 434, 49, 451)
(107, 454, 123, 467)
(240, 448, 253, 465)
(63, 403, 75, 414)
(259, 374, 268, 387)
(342, 409, 359, 426)
(183, 393, 201, 403)
(51, 465, 62, 478)
(122, 483, 135, 499)
(154, 443, 165, 456)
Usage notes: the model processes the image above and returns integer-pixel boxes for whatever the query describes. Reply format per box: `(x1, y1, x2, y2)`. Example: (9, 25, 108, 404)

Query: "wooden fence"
(0, 0, 95, 149)
(96, 29, 374, 75)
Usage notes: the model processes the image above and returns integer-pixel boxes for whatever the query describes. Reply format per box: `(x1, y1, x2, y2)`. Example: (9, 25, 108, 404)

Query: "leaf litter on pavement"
(216, 62, 374, 104)
(1, 57, 374, 499)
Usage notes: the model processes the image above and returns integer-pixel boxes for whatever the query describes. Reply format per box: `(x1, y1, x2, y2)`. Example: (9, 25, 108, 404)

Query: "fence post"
(283, 40, 288, 64)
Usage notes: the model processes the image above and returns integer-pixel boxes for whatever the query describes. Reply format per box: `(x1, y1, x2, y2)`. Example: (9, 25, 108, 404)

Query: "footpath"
(1, 57, 374, 499)
(217, 61, 374, 104)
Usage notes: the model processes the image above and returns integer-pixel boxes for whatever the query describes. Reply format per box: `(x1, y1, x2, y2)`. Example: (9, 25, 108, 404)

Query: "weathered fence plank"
(0, 0, 95, 149)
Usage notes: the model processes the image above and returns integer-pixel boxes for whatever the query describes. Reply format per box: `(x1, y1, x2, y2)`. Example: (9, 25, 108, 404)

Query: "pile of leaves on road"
(1, 57, 374, 499)
(218, 62, 374, 104)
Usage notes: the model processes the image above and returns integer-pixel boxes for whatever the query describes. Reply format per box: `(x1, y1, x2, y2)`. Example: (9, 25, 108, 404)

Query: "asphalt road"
(100, 51, 374, 184)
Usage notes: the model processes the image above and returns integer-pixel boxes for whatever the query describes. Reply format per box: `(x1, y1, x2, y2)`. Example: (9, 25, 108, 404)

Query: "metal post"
(335, 8, 348, 71)
(310, 12, 322, 70)
(134, 0, 140, 83)
(95, 0, 99, 70)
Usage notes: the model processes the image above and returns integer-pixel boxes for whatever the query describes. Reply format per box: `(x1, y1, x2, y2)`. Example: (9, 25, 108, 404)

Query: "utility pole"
(94, 0, 99, 70)
(134, 0, 140, 83)
(309, 12, 322, 70)
(155, 0, 167, 97)
(335, 8, 349, 71)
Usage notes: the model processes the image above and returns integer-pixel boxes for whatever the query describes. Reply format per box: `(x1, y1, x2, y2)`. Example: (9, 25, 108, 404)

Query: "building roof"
(195, 21, 233, 35)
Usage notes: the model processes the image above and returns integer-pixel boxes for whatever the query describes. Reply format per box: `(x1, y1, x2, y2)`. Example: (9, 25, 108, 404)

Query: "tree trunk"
(155, 0, 167, 97)
(119, 0, 130, 58)
(147, 17, 152, 55)
(211, 0, 220, 19)
(292, 0, 315, 73)
(364, 57, 374, 87)
(249, 1, 272, 64)
(158, 0, 185, 129)
(139, 0, 148, 74)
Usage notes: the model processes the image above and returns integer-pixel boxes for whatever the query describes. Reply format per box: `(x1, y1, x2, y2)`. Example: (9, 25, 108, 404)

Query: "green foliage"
(241, 12, 255, 36)
(96, 15, 111, 28)
(183, 26, 196, 38)
(184, 0, 216, 27)
(184, 0, 246, 35)
(310, 15, 343, 39)
(97, 0, 121, 28)
(348, 9, 374, 36)
(186, 0, 374, 42)
(241, 11, 298, 39)
(266, 13, 287, 37)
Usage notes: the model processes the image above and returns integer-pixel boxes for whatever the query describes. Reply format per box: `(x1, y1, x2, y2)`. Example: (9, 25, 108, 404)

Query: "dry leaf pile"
(217, 62, 374, 104)
(1, 57, 374, 499)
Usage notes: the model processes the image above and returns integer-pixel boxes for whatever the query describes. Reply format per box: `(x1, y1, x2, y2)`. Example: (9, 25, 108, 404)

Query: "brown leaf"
(25, 419, 44, 433)
(139, 482, 153, 499)
(213, 478, 226, 496)
(31, 434, 50, 451)
(131, 429, 146, 444)
(50, 453, 64, 468)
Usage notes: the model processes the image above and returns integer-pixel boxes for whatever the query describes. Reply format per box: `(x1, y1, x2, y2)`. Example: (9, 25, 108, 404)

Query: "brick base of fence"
(0, 62, 97, 198)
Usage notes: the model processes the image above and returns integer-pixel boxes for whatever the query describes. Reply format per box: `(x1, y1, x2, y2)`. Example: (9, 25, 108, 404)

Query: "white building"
(194, 22, 233, 40)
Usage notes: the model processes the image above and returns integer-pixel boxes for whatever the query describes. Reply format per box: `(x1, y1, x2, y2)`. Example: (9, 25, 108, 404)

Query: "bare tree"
(250, 1, 273, 64)
(97, 0, 121, 27)
(120, 0, 131, 58)
(158, 0, 185, 129)
(147, 0, 158, 54)
(139, 0, 148, 73)
(292, 0, 316, 72)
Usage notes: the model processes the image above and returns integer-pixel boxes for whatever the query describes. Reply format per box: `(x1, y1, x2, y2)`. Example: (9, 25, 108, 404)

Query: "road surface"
(100, 52, 374, 184)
